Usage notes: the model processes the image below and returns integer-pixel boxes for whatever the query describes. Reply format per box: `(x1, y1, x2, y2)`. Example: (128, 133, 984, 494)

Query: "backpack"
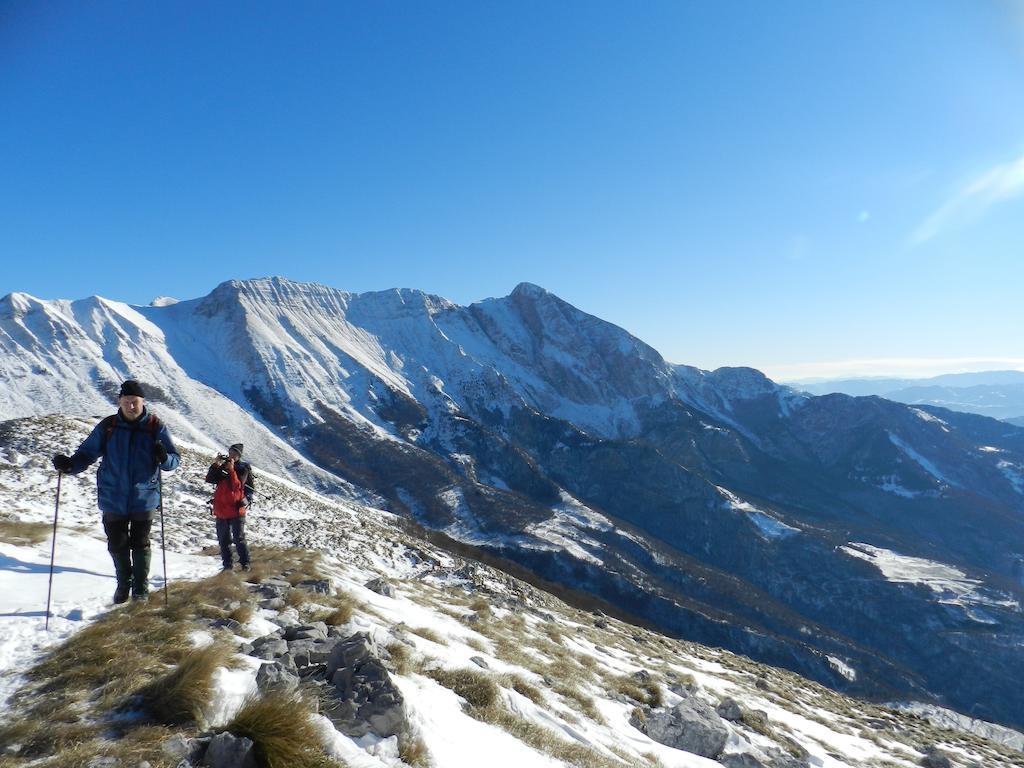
(100, 413, 161, 453)
(243, 466, 256, 504)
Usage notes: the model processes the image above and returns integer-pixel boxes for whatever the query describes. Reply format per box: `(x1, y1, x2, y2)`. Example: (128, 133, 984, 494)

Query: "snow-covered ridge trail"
(2, 415, 1023, 768)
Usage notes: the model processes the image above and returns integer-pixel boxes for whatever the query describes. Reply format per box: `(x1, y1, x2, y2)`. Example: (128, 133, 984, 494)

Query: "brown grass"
(397, 733, 431, 767)
(427, 667, 500, 709)
(609, 674, 664, 708)
(27, 603, 191, 707)
(135, 641, 237, 726)
(498, 673, 545, 706)
(305, 589, 360, 627)
(409, 626, 446, 645)
(226, 689, 341, 768)
(0, 518, 51, 546)
(386, 641, 415, 676)
(240, 547, 322, 586)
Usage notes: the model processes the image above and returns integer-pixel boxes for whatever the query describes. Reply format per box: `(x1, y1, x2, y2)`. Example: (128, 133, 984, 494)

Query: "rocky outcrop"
(631, 690, 729, 759)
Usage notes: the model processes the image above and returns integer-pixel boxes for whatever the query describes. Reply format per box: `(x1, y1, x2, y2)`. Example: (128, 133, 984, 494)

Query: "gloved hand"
(153, 440, 168, 466)
(53, 454, 73, 473)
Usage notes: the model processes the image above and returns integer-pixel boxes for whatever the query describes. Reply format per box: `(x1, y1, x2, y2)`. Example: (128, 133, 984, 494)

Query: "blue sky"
(2, 1, 1023, 380)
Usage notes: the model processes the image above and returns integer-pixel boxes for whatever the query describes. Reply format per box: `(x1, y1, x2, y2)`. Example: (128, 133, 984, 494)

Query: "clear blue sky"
(2, 1, 1023, 380)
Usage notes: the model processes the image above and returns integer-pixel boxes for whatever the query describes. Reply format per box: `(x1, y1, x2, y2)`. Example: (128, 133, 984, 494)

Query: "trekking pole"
(159, 470, 169, 608)
(45, 472, 62, 631)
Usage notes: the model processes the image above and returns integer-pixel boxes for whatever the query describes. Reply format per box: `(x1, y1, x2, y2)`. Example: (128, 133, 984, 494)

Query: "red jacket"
(206, 461, 247, 519)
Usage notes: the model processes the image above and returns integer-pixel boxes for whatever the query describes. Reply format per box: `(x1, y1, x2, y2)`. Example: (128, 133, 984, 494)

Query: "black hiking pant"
(103, 515, 153, 554)
(216, 517, 250, 568)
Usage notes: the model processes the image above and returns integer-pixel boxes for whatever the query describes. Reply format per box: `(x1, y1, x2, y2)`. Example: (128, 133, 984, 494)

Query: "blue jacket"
(67, 407, 180, 517)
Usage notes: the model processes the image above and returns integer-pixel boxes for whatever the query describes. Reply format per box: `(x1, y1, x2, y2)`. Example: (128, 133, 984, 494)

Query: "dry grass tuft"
(27, 604, 192, 707)
(135, 641, 236, 726)
(498, 673, 545, 706)
(610, 674, 664, 708)
(227, 689, 341, 768)
(0, 518, 51, 546)
(427, 667, 500, 709)
(305, 589, 360, 627)
(468, 596, 492, 616)
(409, 626, 446, 645)
(477, 707, 623, 768)
(552, 682, 603, 723)
(163, 572, 253, 622)
(386, 641, 415, 676)
(398, 732, 432, 767)
(240, 547, 322, 586)
(229, 602, 255, 624)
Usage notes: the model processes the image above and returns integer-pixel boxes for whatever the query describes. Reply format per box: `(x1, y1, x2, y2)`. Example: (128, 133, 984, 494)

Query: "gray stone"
(594, 618, 609, 629)
(632, 696, 729, 759)
(203, 732, 257, 768)
(298, 578, 332, 593)
(294, 627, 328, 641)
(365, 577, 396, 597)
(250, 638, 289, 659)
(260, 578, 292, 594)
(299, 662, 328, 678)
(162, 735, 206, 764)
(717, 697, 746, 722)
(470, 656, 490, 669)
(258, 597, 286, 610)
(309, 637, 343, 664)
(256, 661, 300, 693)
(86, 758, 119, 768)
(210, 618, 244, 633)
(720, 755, 769, 768)
(251, 631, 285, 648)
(921, 748, 952, 768)
(320, 631, 407, 739)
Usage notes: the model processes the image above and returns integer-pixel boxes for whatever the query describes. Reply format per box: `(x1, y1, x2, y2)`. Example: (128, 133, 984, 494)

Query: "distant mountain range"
(2, 277, 1023, 729)
(795, 371, 1024, 423)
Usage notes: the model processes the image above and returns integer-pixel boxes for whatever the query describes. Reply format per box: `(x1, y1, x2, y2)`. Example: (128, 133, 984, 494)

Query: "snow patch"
(887, 431, 959, 487)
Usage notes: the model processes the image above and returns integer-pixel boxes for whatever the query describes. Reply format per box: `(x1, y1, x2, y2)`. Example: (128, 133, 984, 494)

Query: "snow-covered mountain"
(2, 277, 1023, 731)
(3, 415, 1023, 768)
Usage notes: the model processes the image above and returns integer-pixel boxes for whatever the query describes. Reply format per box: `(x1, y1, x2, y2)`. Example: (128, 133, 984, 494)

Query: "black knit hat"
(229, 443, 244, 456)
(119, 380, 145, 398)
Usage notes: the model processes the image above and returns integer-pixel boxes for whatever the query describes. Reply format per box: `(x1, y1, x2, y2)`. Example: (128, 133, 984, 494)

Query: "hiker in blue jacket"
(52, 380, 180, 603)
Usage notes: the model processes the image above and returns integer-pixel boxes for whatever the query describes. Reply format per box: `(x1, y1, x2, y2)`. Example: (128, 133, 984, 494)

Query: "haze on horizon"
(1, 2, 1021, 381)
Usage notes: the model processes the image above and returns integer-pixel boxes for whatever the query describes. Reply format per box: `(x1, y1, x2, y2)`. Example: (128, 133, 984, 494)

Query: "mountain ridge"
(2, 276, 1022, 729)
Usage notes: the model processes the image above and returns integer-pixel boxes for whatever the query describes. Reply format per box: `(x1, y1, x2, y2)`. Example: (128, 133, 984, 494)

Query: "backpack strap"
(100, 415, 119, 453)
(99, 413, 162, 453)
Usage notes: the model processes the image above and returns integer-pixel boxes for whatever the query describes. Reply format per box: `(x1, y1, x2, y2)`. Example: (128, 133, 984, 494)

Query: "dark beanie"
(119, 380, 145, 398)
(229, 443, 244, 456)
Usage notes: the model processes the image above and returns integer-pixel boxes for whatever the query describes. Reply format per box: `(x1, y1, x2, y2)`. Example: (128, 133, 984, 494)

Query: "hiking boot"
(131, 592, 149, 603)
(222, 563, 233, 572)
(131, 548, 151, 601)
(241, 564, 251, 572)
(112, 550, 132, 605)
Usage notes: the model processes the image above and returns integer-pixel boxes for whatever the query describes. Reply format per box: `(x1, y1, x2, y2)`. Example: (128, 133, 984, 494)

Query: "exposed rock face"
(324, 632, 406, 738)
(202, 732, 256, 768)
(631, 692, 729, 759)
(243, 576, 407, 741)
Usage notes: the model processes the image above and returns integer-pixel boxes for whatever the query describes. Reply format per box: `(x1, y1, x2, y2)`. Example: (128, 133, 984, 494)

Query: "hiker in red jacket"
(205, 443, 252, 571)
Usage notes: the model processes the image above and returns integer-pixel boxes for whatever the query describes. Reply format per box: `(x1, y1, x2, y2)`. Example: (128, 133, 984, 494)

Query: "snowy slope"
(3, 278, 1024, 732)
(2, 414, 1022, 768)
